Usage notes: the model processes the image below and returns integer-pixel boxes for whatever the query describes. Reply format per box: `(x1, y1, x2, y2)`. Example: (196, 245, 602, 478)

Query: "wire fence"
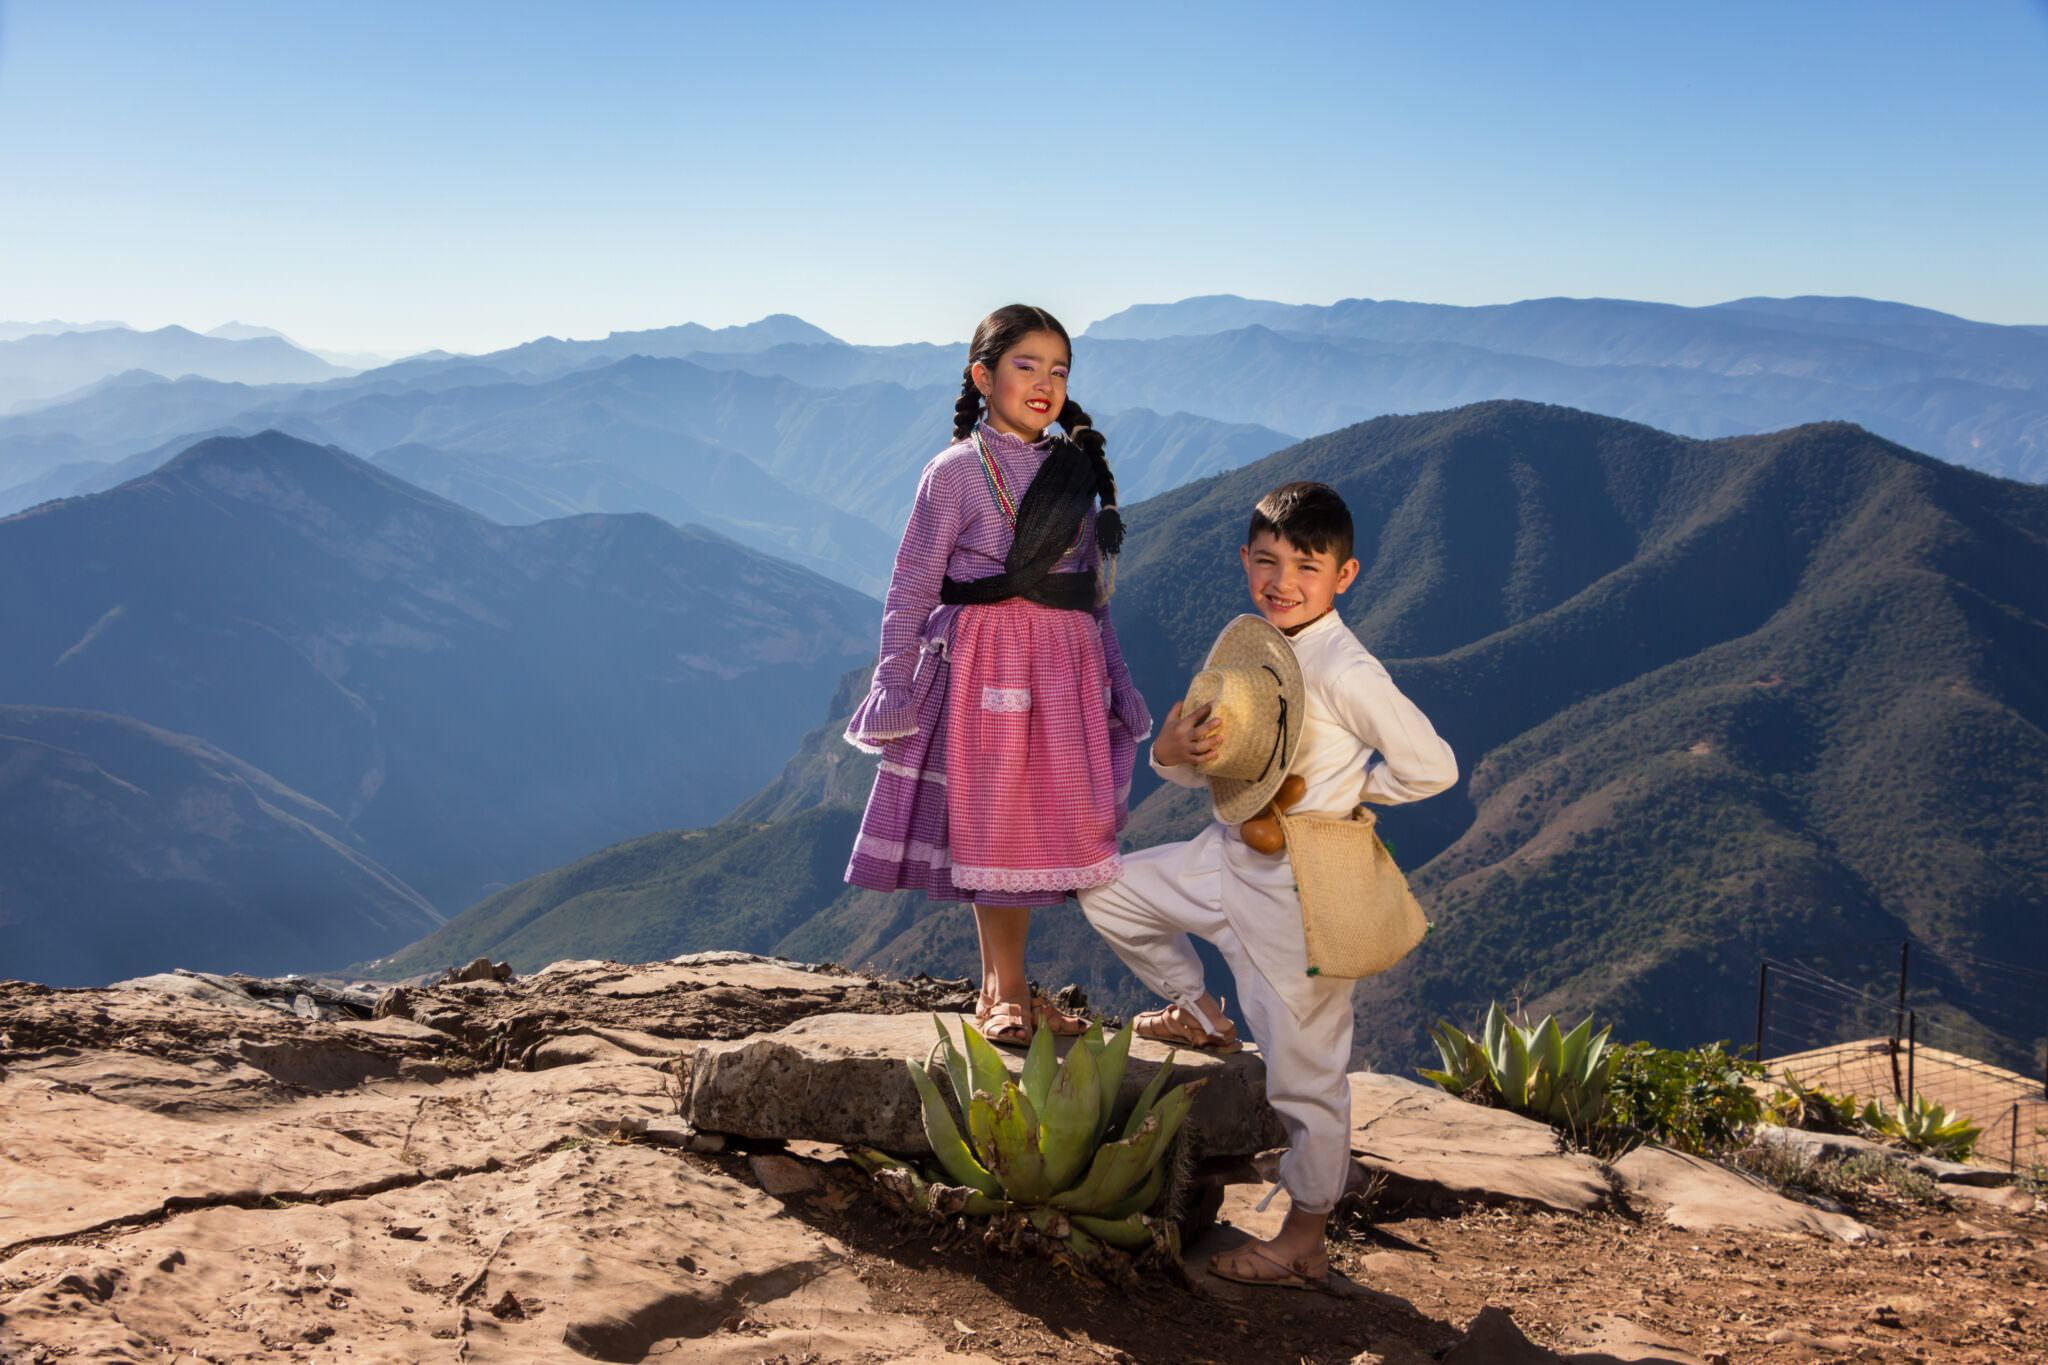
(1755, 953, 2048, 1172)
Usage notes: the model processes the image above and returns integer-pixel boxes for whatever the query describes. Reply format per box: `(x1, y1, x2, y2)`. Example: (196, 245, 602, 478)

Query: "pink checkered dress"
(844, 424, 1152, 906)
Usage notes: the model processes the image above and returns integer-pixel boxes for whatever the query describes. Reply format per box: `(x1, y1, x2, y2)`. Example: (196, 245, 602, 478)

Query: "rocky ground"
(2, 955, 2043, 1364)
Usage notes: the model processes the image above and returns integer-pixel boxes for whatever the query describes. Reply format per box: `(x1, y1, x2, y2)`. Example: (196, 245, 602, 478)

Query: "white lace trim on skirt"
(879, 759, 945, 785)
(950, 852, 1122, 893)
(981, 686, 1032, 713)
(855, 834, 951, 870)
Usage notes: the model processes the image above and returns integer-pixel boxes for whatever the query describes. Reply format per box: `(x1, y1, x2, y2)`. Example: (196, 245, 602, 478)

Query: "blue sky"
(2, 1, 2043, 356)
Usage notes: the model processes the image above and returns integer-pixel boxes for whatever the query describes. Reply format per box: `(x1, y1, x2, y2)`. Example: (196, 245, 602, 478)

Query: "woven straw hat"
(1182, 614, 1305, 822)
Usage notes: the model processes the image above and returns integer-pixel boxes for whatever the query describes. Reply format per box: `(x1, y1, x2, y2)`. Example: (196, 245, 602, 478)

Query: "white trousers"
(1079, 842, 1356, 1214)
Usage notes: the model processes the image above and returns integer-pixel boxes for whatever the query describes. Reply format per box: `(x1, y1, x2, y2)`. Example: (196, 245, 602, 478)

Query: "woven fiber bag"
(1274, 801, 1429, 979)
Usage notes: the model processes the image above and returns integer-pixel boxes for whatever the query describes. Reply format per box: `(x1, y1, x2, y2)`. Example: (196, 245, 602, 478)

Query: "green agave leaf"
(1070, 1211, 1153, 1249)
(984, 1083, 1052, 1202)
(1499, 1021, 1534, 1109)
(1558, 1016, 1593, 1078)
(933, 1018, 973, 1129)
(1481, 1003, 1508, 1085)
(1583, 1027, 1616, 1084)
(1091, 1022, 1135, 1148)
(905, 1058, 1002, 1197)
(1119, 1051, 1177, 1142)
(1528, 1016, 1564, 1113)
(960, 1020, 1012, 1104)
(1147, 1079, 1203, 1152)
(1095, 1162, 1165, 1221)
(1020, 1023, 1057, 1113)
(1427, 1021, 1470, 1075)
(1052, 1113, 1166, 1212)
(1040, 1031, 1102, 1193)
(1418, 1067, 1464, 1094)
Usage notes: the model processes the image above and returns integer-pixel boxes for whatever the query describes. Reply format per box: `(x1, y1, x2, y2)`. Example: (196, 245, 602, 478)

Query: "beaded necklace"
(974, 425, 1082, 553)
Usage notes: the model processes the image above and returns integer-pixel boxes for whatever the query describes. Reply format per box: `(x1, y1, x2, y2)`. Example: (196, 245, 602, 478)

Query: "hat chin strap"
(1251, 664, 1289, 783)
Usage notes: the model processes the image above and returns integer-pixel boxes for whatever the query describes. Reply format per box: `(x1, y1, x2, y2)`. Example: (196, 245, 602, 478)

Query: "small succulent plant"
(1421, 1002, 1616, 1129)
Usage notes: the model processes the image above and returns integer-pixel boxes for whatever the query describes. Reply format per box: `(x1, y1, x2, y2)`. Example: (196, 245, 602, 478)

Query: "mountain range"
(376, 401, 2048, 1075)
(203, 321, 393, 372)
(5, 292, 2039, 609)
(0, 325, 354, 413)
(0, 430, 878, 984)
(0, 355, 1292, 594)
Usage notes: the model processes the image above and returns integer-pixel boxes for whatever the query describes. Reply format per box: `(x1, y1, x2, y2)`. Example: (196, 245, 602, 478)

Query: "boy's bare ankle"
(1269, 1209, 1330, 1264)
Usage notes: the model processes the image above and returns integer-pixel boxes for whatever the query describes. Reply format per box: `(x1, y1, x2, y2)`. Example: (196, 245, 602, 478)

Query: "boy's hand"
(1153, 700, 1221, 769)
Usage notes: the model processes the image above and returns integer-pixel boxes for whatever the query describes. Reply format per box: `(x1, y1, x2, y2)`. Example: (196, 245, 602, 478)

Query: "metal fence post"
(1755, 961, 1770, 1065)
(1906, 1010, 1917, 1103)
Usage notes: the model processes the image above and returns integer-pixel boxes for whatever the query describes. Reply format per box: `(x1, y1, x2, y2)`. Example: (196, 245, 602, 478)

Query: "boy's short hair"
(1247, 481, 1354, 563)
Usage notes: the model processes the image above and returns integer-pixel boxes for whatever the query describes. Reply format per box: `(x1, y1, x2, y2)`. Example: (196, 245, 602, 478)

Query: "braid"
(1059, 398, 1122, 557)
(952, 366, 982, 441)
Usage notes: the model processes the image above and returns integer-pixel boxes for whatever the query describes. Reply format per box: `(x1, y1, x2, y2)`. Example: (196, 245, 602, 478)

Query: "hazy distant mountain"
(0, 430, 879, 914)
(1081, 295, 2048, 480)
(0, 325, 350, 413)
(0, 352, 1285, 591)
(436, 314, 845, 384)
(0, 705, 440, 987)
(10, 290, 2043, 582)
(1087, 294, 2048, 386)
(367, 440, 898, 594)
(681, 340, 963, 391)
(206, 321, 390, 372)
(410, 402, 2048, 1072)
(1092, 408, 1295, 502)
(0, 319, 130, 343)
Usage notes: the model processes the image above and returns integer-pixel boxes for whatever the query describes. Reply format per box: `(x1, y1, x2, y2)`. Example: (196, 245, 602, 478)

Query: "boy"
(1078, 480, 1457, 1289)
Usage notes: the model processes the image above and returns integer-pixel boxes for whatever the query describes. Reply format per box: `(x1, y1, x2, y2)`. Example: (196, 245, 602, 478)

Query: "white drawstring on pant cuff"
(1172, 992, 1228, 1040)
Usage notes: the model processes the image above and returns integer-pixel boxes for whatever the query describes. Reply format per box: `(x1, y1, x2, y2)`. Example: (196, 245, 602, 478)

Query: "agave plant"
(853, 1015, 1204, 1265)
(1766, 1071, 1861, 1135)
(1421, 1002, 1616, 1129)
(1861, 1093, 1982, 1161)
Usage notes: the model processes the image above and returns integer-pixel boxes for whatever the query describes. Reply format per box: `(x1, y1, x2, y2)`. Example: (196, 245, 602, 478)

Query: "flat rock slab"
(0, 1136, 1000, 1365)
(687, 1011, 1285, 1157)
(583, 957, 869, 998)
(1752, 1123, 2008, 1186)
(1347, 1072, 1613, 1214)
(1610, 1145, 1872, 1244)
(0, 1058, 670, 1252)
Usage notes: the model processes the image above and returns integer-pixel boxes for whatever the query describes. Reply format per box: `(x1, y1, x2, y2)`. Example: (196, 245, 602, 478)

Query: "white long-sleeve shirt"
(1150, 609, 1458, 1017)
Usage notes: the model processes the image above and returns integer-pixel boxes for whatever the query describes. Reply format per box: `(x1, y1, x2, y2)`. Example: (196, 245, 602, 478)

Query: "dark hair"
(1247, 481, 1353, 564)
(954, 304, 1121, 555)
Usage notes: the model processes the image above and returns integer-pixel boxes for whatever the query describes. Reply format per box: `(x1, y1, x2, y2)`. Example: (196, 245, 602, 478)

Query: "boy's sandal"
(1132, 1000, 1242, 1053)
(974, 992, 1034, 1048)
(1032, 990, 1090, 1037)
(1206, 1242, 1330, 1292)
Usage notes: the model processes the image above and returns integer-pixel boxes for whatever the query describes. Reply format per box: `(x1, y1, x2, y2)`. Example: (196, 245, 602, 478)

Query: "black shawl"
(939, 437, 1098, 612)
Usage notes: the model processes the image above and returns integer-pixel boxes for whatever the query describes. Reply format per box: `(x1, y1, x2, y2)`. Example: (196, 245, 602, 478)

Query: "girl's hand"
(1153, 700, 1221, 769)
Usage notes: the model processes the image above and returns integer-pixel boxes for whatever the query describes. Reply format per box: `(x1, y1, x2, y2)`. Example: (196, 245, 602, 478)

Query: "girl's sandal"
(1132, 1000, 1242, 1054)
(1032, 990, 1090, 1038)
(974, 992, 1034, 1048)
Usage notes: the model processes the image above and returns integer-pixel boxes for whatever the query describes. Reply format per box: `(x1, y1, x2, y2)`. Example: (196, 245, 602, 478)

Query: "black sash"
(940, 437, 1098, 612)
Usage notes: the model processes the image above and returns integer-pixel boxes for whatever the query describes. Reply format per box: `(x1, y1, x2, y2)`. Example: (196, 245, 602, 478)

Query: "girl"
(844, 304, 1151, 1045)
